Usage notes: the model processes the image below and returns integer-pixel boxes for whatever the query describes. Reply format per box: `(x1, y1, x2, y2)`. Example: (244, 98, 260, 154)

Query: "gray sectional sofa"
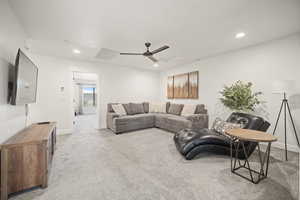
(107, 102, 209, 134)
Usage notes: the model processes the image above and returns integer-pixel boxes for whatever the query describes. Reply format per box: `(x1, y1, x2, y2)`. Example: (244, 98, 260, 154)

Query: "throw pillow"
(168, 104, 184, 115)
(111, 104, 127, 116)
(149, 103, 157, 113)
(130, 103, 145, 114)
(212, 117, 242, 137)
(122, 103, 132, 115)
(143, 102, 149, 113)
(181, 104, 197, 116)
(149, 103, 166, 113)
(195, 104, 207, 114)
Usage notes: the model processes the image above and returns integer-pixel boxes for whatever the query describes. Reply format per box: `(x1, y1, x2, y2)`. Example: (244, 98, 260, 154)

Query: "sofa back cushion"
(143, 102, 149, 113)
(122, 103, 145, 115)
(181, 104, 197, 116)
(166, 102, 170, 113)
(130, 103, 145, 115)
(107, 103, 114, 112)
(195, 104, 207, 114)
(168, 103, 184, 115)
(111, 104, 127, 116)
(122, 103, 131, 115)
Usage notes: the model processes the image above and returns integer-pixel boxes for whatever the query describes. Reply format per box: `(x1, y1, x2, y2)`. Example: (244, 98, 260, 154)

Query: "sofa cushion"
(122, 103, 132, 115)
(107, 103, 118, 113)
(115, 113, 155, 124)
(114, 113, 155, 133)
(143, 102, 149, 113)
(155, 114, 192, 133)
(111, 104, 127, 116)
(130, 103, 145, 114)
(168, 104, 184, 115)
(195, 104, 207, 114)
(166, 102, 170, 113)
(181, 104, 197, 116)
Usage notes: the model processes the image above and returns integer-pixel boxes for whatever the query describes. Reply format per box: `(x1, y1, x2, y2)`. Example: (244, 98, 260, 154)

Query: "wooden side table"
(226, 128, 277, 184)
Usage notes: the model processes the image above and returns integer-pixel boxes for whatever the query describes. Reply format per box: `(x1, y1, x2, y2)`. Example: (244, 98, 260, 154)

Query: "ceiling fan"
(120, 42, 169, 63)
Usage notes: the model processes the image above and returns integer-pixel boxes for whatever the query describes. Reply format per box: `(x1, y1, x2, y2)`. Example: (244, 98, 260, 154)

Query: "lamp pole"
(272, 92, 299, 161)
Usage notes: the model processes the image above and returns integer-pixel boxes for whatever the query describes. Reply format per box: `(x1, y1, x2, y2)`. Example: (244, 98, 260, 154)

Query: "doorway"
(72, 72, 99, 132)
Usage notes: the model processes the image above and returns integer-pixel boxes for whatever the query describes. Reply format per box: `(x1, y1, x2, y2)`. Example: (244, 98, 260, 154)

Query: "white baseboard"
(263, 141, 299, 153)
(57, 129, 73, 135)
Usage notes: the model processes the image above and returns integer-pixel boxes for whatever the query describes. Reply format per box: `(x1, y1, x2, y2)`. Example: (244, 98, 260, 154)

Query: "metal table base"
(230, 139, 272, 184)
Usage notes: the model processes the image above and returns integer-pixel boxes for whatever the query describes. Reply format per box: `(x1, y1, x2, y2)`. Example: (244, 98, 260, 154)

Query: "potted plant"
(220, 80, 262, 112)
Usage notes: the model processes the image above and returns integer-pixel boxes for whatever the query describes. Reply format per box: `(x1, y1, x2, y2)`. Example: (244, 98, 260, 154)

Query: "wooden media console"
(0, 122, 57, 200)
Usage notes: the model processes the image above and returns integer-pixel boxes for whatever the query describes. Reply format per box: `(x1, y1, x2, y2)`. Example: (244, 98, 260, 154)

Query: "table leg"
(265, 142, 271, 177)
(230, 139, 233, 172)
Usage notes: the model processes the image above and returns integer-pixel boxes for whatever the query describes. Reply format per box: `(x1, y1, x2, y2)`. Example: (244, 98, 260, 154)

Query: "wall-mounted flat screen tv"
(11, 49, 38, 105)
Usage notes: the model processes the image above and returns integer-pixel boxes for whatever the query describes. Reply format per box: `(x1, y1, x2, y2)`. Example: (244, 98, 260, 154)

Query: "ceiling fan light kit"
(153, 62, 159, 67)
(120, 42, 169, 64)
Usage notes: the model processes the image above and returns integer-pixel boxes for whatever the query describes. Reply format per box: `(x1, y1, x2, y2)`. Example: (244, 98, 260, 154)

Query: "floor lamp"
(272, 80, 299, 161)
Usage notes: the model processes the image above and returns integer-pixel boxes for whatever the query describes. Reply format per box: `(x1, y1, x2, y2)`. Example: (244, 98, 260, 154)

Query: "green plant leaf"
(219, 81, 263, 112)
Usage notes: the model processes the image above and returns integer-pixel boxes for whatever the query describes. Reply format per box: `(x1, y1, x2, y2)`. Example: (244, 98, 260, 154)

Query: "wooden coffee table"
(226, 128, 277, 184)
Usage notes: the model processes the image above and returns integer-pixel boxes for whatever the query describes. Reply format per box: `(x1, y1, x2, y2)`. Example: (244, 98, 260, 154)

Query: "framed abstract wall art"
(188, 71, 198, 99)
(167, 76, 174, 99)
(166, 71, 199, 99)
(173, 73, 189, 98)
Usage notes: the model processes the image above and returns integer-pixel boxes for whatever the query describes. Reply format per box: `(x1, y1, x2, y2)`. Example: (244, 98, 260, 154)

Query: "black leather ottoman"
(174, 112, 270, 160)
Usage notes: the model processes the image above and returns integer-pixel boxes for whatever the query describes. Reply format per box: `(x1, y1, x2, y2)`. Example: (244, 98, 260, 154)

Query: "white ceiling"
(9, 0, 300, 70)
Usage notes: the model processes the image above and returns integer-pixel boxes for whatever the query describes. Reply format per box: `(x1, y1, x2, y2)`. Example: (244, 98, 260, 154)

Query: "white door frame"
(71, 71, 100, 129)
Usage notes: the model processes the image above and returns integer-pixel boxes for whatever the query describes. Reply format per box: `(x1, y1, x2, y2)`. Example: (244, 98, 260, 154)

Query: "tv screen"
(11, 49, 38, 105)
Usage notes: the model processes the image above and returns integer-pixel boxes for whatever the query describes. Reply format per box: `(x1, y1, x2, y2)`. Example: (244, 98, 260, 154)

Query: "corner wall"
(160, 34, 300, 151)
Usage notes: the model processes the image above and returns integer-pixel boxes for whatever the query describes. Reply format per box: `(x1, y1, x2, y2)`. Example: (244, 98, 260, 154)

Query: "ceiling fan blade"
(120, 52, 143, 55)
(147, 56, 158, 63)
(151, 45, 170, 54)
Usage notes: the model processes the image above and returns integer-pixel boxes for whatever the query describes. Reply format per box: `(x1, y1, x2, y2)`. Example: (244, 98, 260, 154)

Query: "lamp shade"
(272, 80, 295, 94)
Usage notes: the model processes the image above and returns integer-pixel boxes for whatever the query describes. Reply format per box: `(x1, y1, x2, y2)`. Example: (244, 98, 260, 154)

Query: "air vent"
(95, 48, 119, 60)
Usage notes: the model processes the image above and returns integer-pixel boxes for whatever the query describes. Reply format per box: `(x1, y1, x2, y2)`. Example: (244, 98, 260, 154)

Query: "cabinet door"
(7, 144, 44, 194)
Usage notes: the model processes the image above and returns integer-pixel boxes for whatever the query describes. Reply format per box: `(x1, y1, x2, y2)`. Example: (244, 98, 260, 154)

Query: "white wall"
(0, 0, 28, 143)
(26, 55, 161, 133)
(161, 34, 300, 151)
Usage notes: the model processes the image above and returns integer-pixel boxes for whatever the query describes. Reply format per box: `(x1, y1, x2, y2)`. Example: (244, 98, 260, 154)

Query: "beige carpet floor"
(11, 128, 299, 200)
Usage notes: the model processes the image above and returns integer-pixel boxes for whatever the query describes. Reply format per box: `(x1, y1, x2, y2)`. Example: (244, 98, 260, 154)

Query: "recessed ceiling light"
(235, 32, 246, 39)
(153, 63, 159, 67)
(73, 49, 81, 54)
